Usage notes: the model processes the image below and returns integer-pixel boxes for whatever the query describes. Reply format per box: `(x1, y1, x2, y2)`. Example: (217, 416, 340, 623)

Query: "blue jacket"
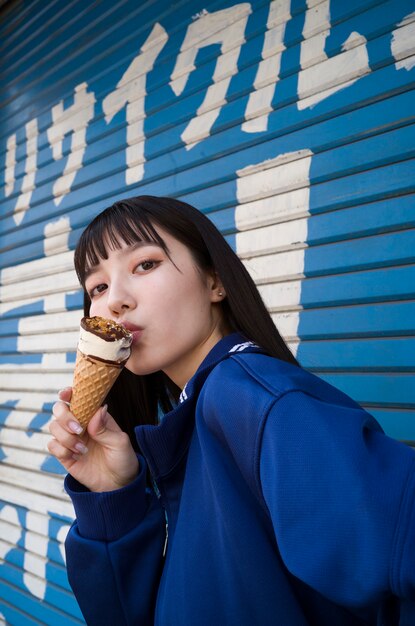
(65, 333, 415, 625)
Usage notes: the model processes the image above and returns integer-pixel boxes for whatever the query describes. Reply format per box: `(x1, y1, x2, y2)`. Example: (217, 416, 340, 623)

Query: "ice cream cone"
(70, 349, 123, 429)
(69, 316, 133, 429)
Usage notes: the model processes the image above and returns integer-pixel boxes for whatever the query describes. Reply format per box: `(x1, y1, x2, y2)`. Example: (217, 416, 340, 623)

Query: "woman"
(48, 196, 415, 626)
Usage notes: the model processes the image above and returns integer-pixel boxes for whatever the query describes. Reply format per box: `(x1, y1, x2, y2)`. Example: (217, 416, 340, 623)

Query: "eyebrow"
(83, 240, 163, 281)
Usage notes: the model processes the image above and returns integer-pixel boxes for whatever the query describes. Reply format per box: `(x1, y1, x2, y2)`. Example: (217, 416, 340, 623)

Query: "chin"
(125, 360, 159, 377)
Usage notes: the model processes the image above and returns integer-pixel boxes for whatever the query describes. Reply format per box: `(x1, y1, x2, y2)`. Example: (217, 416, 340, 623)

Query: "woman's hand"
(48, 388, 139, 493)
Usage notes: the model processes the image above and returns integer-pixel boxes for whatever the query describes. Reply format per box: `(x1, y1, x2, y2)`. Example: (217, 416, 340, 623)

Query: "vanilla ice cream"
(78, 316, 132, 363)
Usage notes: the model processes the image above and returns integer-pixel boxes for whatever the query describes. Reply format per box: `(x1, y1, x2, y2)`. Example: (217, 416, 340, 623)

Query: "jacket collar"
(135, 332, 261, 480)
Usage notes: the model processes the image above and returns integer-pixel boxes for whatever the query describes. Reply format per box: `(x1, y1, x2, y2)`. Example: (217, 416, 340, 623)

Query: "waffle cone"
(70, 350, 124, 429)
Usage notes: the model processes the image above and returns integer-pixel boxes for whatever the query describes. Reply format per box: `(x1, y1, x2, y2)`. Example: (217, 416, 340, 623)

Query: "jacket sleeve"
(64, 455, 165, 626)
(259, 390, 415, 611)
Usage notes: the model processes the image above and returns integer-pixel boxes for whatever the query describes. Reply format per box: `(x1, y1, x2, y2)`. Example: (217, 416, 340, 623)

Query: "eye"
(88, 283, 107, 298)
(134, 259, 159, 273)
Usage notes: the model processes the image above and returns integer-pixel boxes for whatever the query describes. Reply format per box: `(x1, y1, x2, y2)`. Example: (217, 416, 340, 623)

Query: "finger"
(58, 387, 72, 402)
(51, 401, 83, 435)
(49, 420, 88, 455)
(47, 437, 78, 463)
(52, 400, 72, 420)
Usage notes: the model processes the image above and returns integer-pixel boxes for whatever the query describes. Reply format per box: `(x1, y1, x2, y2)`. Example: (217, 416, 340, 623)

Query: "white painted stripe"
(0, 250, 75, 285)
(1, 447, 59, 477)
(0, 362, 75, 371)
(0, 429, 50, 453)
(243, 249, 305, 283)
(14, 508, 49, 536)
(0, 293, 81, 317)
(43, 216, 71, 256)
(0, 506, 21, 561)
(287, 340, 298, 359)
(1, 446, 50, 480)
(0, 409, 50, 432)
(1, 465, 68, 500)
(236, 150, 313, 203)
(0, 269, 78, 302)
(23, 567, 46, 599)
(391, 13, 415, 71)
(258, 280, 303, 311)
(236, 152, 310, 344)
(0, 371, 73, 392)
(1, 482, 73, 518)
(271, 311, 301, 340)
(235, 188, 311, 230)
(12, 309, 81, 335)
(16, 330, 78, 352)
(236, 218, 308, 258)
(0, 391, 58, 411)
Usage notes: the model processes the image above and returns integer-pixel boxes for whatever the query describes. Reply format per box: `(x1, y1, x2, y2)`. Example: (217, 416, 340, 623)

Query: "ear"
(208, 271, 226, 303)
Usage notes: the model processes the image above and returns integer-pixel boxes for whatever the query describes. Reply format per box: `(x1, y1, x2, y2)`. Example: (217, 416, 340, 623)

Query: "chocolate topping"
(81, 316, 133, 342)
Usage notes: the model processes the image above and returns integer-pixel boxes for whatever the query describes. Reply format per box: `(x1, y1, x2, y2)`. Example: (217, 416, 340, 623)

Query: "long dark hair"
(74, 195, 299, 449)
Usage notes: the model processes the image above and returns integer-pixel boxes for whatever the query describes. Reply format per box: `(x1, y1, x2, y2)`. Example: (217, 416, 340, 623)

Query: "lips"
(119, 322, 143, 346)
(120, 321, 143, 333)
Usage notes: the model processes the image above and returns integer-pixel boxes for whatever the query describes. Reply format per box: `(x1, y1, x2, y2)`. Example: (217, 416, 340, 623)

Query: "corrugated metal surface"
(0, 0, 414, 622)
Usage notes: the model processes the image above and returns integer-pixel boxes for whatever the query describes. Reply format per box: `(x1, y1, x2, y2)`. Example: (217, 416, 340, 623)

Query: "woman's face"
(84, 228, 227, 388)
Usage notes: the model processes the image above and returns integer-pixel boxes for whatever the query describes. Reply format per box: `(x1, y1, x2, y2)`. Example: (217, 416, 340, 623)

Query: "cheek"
(163, 275, 210, 317)
(88, 298, 105, 318)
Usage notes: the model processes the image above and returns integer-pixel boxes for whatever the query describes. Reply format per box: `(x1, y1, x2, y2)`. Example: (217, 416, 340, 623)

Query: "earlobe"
(212, 286, 226, 302)
(208, 271, 226, 301)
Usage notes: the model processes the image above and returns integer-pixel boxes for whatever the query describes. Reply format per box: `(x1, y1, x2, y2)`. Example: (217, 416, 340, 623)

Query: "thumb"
(87, 405, 122, 445)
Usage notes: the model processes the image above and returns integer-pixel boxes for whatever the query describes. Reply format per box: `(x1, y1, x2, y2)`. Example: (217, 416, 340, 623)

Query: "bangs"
(74, 202, 168, 286)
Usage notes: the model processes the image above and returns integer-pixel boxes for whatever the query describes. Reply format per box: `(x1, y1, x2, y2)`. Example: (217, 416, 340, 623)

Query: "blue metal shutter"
(0, 0, 414, 623)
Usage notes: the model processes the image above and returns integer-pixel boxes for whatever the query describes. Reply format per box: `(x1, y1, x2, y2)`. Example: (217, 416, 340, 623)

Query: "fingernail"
(59, 387, 71, 394)
(74, 442, 88, 454)
(100, 404, 108, 422)
(69, 420, 83, 434)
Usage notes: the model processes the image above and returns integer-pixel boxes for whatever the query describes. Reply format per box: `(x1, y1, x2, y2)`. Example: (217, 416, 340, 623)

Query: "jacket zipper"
(163, 513, 169, 557)
(152, 477, 169, 558)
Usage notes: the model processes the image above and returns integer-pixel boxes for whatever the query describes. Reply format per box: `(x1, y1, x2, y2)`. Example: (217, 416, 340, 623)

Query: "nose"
(107, 282, 136, 316)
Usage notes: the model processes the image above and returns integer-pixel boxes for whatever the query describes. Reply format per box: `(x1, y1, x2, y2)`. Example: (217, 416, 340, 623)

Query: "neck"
(163, 323, 229, 389)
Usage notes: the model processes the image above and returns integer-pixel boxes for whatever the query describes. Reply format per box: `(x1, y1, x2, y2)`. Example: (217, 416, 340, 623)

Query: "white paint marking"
(170, 4, 251, 148)
(13, 119, 39, 226)
(43, 216, 71, 256)
(391, 12, 415, 71)
(57, 524, 70, 565)
(236, 151, 312, 343)
(103, 23, 168, 185)
(297, 0, 370, 109)
(47, 82, 95, 205)
(0, 506, 21, 560)
(242, 0, 291, 132)
(236, 218, 308, 257)
(0, 484, 73, 520)
(5, 133, 17, 197)
(236, 149, 313, 203)
(23, 512, 47, 599)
